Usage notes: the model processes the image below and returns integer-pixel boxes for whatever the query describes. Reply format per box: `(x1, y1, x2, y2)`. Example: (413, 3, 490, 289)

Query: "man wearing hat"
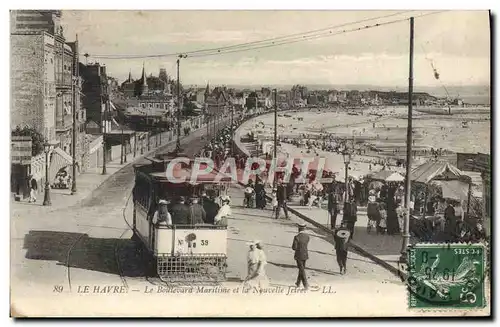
(276, 179, 289, 219)
(327, 187, 341, 230)
(292, 223, 310, 289)
(188, 197, 206, 225)
(202, 192, 219, 224)
(170, 196, 190, 225)
(334, 222, 351, 275)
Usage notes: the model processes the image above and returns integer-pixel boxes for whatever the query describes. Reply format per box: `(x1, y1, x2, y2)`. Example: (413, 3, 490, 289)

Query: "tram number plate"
(201, 240, 209, 246)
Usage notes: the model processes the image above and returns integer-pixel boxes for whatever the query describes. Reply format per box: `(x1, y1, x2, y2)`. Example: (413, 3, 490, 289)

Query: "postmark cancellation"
(407, 243, 487, 310)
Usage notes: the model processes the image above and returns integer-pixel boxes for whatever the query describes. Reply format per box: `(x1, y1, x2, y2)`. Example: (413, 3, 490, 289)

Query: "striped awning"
(49, 148, 73, 181)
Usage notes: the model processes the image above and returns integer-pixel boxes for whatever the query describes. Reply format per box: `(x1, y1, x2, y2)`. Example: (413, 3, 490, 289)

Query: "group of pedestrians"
(243, 221, 352, 292)
(243, 177, 290, 220)
(153, 194, 232, 226)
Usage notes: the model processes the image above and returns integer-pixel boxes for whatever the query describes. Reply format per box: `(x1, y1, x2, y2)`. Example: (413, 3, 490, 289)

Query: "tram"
(131, 152, 231, 283)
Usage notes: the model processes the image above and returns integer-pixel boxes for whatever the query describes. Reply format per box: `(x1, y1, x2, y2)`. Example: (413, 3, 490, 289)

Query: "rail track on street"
(64, 119, 231, 292)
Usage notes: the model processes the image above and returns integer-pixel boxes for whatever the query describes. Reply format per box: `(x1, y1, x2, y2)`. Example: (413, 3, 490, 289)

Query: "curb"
(73, 121, 212, 208)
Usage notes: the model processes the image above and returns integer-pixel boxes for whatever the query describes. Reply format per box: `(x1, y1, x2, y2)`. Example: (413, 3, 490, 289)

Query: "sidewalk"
(234, 120, 404, 278)
(288, 205, 403, 276)
(223, 184, 402, 287)
(10, 121, 210, 218)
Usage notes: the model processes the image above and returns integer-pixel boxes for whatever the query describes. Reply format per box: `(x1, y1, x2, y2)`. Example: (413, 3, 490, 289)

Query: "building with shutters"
(11, 10, 88, 192)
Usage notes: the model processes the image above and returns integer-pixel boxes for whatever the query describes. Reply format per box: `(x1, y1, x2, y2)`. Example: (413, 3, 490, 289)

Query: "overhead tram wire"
(87, 10, 418, 60)
(85, 11, 447, 62)
(186, 11, 448, 59)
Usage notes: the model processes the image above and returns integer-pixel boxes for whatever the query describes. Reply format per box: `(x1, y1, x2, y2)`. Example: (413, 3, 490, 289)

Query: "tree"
(11, 126, 45, 156)
(183, 101, 197, 117)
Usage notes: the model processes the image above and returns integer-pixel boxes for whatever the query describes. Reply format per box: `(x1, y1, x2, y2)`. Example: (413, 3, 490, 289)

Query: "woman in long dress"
(243, 241, 269, 290)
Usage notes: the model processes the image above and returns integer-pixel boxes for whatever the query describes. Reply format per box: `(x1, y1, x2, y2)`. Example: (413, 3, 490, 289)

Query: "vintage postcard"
(10, 9, 491, 317)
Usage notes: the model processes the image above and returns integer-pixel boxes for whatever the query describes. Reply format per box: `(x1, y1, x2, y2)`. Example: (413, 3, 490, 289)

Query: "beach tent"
(411, 160, 472, 219)
(369, 169, 405, 182)
(410, 160, 463, 184)
(429, 180, 471, 203)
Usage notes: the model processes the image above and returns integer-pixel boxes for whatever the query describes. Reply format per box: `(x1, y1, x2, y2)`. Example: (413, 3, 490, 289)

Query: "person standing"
(292, 223, 309, 289)
(342, 199, 357, 240)
(275, 180, 289, 219)
(28, 175, 38, 203)
(444, 200, 457, 242)
(367, 189, 379, 227)
(244, 241, 259, 285)
(327, 188, 340, 230)
(214, 196, 232, 225)
(188, 197, 206, 224)
(395, 200, 406, 234)
(244, 182, 255, 208)
(244, 240, 269, 290)
(202, 193, 220, 224)
(152, 199, 172, 225)
(334, 223, 351, 275)
(170, 196, 190, 225)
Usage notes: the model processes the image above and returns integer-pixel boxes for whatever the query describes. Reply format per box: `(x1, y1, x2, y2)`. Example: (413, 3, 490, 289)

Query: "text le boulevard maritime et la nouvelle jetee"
(71, 284, 336, 295)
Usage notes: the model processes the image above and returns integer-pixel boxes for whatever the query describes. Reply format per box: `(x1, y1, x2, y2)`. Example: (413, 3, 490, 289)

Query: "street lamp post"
(342, 143, 352, 205)
(43, 142, 53, 206)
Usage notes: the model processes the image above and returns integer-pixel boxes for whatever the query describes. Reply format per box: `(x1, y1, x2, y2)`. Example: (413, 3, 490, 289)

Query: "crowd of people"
(152, 194, 232, 226)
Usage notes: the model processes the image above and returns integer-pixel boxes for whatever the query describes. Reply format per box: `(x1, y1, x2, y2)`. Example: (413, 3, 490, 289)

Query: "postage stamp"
(407, 243, 486, 309)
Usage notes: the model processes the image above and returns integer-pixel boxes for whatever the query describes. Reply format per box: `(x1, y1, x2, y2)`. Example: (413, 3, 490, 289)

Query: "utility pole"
(206, 115, 210, 138)
(146, 109, 150, 151)
(120, 115, 124, 165)
(401, 17, 414, 259)
(102, 83, 108, 175)
(176, 54, 187, 153)
(71, 34, 78, 195)
(213, 108, 216, 135)
(273, 89, 277, 160)
(230, 106, 234, 156)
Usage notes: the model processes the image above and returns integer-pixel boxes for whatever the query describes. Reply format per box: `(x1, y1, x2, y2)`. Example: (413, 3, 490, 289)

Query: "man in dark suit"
(327, 189, 340, 230)
(188, 197, 206, 224)
(275, 180, 289, 219)
(170, 196, 190, 225)
(202, 194, 220, 224)
(292, 223, 309, 289)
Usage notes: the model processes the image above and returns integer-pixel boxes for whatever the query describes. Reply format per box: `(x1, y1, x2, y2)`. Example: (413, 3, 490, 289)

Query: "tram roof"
(149, 166, 233, 184)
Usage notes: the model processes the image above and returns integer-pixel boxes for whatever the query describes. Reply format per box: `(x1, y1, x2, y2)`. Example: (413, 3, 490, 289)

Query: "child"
(378, 203, 387, 235)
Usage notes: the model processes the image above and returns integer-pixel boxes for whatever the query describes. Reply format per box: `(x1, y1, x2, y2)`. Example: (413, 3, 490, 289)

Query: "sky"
(60, 10, 491, 88)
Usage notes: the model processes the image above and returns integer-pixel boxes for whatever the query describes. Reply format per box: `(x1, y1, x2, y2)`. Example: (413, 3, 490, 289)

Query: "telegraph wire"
(186, 11, 447, 59)
(85, 10, 426, 60)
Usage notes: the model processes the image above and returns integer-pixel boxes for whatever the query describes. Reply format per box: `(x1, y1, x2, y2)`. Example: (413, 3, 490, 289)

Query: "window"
(141, 103, 146, 109)
(156, 103, 160, 109)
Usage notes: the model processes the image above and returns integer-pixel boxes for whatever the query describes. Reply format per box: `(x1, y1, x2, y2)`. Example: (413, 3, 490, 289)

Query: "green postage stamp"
(407, 243, 486, 309)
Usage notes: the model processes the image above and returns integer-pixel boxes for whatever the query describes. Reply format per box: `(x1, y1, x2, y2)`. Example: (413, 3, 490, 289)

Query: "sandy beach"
(238, 106, 490, 180)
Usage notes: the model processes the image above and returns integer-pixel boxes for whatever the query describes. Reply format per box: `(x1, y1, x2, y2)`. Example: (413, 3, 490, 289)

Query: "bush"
(11, 126, 45, 156)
